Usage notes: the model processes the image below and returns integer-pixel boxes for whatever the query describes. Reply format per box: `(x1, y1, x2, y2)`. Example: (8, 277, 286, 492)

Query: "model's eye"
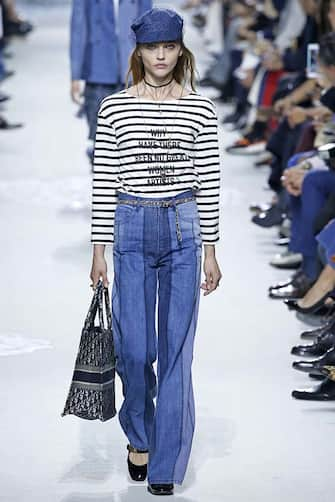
(146, 43, 156, 50)
(166, 44, 176, 49)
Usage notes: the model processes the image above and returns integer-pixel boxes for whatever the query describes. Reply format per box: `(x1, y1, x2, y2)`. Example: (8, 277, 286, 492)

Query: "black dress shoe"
(291, 332, 335, 357)
(292, 378, 335, 400)
(268, 269, 302, 292)
(300, 317, 335, 339)
(269, 281, 312, 300)
(127, 444, 148, 482)
(269, 271, 314, 300)
(292, 348, 335, 375)
(309, 372, 325, 380)
(147, 483, 174, 496)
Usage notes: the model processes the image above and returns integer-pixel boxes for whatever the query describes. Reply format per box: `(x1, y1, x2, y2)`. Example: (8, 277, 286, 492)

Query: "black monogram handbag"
(61, 280, 117, 422)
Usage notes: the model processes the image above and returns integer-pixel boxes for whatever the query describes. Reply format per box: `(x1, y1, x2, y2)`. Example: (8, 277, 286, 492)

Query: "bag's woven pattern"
(61, 282, 117, 422)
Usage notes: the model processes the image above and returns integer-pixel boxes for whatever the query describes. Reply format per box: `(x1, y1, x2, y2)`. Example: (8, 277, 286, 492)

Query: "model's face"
(137, 41, 182, 79)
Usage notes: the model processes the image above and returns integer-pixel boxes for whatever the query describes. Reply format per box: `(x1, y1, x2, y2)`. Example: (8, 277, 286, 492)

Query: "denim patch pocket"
(176, 200, 198, 223)
(114, 204, 141, 252)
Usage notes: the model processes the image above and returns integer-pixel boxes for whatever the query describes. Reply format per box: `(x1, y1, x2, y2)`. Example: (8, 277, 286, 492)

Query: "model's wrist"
(204, 244, 215, 257)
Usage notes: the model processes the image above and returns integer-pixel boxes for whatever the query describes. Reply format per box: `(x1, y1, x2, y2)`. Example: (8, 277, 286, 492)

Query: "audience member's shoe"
(278, 218, 291, 239)
(147, 483, 174, 496)
(252, 206, 285, 228)
(296, 306, 335, 328)
(300, 317, 335, 339)
(0, 116, 23, 130)
(226, 137, 266, 155)
(269, 271, 313, 300)
(292, 378, 335, 400)
(309, 372, 327, 380)
(291, 332, 335, 357)
(269, 269, 303, 289)
(249, 202, 272, 214)
(0, 69, 15, 82)
(270, 251, 302, 269)
(284, 291, 333, 314)
(274, 237, 290, 246)
(292, 347, 335, 374)
(0, 91, 10, 103)
(127, 444, 148, 482)
(4, 19, 34, 37)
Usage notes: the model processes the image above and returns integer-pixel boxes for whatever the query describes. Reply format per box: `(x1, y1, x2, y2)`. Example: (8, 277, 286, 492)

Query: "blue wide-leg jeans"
(111, 188, 202, 485)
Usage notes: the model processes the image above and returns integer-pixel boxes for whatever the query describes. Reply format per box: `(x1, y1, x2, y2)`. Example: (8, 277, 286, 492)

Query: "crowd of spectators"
(0, 0, 33, 129)
(190, 0, 335, 401)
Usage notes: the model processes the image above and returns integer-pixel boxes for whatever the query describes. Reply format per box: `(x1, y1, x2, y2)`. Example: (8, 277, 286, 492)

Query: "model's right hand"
(90, 256, 109, 289)
(71, 80, 83, 105)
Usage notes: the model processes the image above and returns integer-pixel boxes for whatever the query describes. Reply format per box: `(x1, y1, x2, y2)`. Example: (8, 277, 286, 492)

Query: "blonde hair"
(124, 40, 199, 91)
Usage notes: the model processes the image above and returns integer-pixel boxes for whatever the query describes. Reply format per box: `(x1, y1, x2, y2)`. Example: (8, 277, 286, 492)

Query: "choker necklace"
(143, 76, 174, 88)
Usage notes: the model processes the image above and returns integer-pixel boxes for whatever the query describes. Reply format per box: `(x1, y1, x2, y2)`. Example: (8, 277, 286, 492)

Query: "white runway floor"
(1, 2, 335, 501)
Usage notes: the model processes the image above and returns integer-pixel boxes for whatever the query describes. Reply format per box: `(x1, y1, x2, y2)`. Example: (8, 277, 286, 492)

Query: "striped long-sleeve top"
(91, 89, 222, 245)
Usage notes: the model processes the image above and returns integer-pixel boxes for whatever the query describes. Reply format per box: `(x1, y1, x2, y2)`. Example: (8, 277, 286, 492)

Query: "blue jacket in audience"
(70, 0, 152, 85)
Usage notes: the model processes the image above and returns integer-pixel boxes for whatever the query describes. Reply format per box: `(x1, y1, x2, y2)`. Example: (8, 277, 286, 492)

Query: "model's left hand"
(201, 254, 222, 295)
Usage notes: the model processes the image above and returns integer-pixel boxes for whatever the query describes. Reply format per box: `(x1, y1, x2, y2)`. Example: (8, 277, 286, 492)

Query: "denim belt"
(117, 194, 196, 243)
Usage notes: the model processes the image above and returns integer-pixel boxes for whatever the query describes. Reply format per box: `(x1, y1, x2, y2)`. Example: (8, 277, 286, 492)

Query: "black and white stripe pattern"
(91, 89, 222, 245)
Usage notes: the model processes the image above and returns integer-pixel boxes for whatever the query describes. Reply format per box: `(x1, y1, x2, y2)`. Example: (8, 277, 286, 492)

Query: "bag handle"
(96, 285, 112, 331)
(83, 280, 103, 331)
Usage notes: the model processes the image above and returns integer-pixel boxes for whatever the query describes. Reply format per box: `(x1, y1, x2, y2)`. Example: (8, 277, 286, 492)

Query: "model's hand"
(71, 80, 83, 105)
(201, 254, 222, 296)
(90, 255, 109, 289)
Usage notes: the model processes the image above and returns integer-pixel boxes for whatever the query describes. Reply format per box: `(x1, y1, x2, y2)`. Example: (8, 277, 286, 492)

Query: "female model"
(89, 7, 222, 496)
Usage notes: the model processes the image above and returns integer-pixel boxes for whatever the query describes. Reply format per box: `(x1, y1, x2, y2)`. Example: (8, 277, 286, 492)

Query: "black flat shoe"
(127, 444, 148, 482)
(291, 332, 335, 357)
(147, 483, 174, 496)
(292, 347, 335, 375)
(292, 377, 335, 400)
(284, 291, 333, 314)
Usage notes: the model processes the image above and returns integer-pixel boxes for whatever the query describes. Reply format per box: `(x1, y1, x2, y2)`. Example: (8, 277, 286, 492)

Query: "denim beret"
(130, 8, 184, 44)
